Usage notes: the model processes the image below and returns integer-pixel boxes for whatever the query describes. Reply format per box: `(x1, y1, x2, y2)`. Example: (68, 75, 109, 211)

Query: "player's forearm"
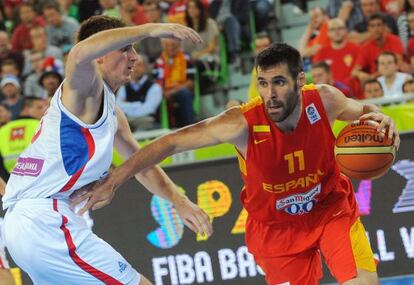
(70, 24, 152, 64)
(112, 135, 178, 191)
(135, 166, 185, 203)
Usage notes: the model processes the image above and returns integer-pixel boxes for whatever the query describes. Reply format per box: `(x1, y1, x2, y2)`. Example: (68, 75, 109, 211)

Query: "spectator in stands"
(155, 38, 195, 128)
(208, 0, 243, 63)
(11, 3, 46, 52)
(119, 0, 148, 25)
(0, 103, 11, 127)
(99, 0, 121, 18)
(139, 1, 163, 63)
(1, 76, 24, 120)
(22, 25, 63, 76)
(377, 51, 412, 97)
(184, 0, 220, 93)
(39, 57, 64, 100)
(167, 0, 187, 25)
(117, 54, 162, 131)
(0, 96, 45, 177)
(252, 0, 273, 33)
(78, 0, 101, 22)
(405, 8, 414, 71)
(57, 0, 80, 21)
(311, 61, 354, 98)
(313, 18, 360, 84)
(24, 51, 46, 98)
(352, 14, 404, 83)
(42, 1, 79, 51)
(0, 31, 24, 75)
(1, 59, 21, 78)
(248, 32, 271, 100)
(298, 7, 330, 58)
(326, 0, 364, 30)
(402, 79, 414, 102)
(348, 0, 398, 43)
(363, 78, 384, 98)
(397, 1, 414, 50)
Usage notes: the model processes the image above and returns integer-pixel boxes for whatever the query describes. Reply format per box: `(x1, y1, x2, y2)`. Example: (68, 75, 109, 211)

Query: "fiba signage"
(8, 133, 414, 284)
(94, 132, 414, 285)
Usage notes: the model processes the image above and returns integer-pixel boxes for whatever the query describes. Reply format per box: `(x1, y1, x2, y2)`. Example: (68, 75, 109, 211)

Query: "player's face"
(101, 44, 138, 86)
(257, 64, 301, 123)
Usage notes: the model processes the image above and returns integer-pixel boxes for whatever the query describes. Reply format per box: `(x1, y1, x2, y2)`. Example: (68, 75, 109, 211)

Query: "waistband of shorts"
(10, 198, 71, 211)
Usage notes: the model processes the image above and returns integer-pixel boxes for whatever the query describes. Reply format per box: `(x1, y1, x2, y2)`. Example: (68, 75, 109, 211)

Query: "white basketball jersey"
(3, 82, 118, 209)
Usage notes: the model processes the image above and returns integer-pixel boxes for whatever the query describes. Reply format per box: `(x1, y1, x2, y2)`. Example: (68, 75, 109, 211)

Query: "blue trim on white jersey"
(60, 112, 89, 176)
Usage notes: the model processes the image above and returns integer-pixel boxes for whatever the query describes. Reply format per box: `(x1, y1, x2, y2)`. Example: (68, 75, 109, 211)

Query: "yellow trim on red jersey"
(301, 84, 317, 91)
(240, 96, 263, 113)
(253, 125, 270, 132)
(236, 150, 247, 176)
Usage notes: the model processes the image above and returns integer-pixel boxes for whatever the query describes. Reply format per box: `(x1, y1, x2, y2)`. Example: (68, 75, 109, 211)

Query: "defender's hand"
(173, 195, 213, 238)
(146, 23, 202, 44)
(70, 176, 117, 215)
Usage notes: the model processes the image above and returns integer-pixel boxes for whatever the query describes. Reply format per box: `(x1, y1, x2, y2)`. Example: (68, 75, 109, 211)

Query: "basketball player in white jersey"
(0, 177, 14, 285)
(2, 16, 213, 285)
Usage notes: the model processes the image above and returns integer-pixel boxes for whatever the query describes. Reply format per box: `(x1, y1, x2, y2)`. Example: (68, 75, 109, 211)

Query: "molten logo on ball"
(344, 134, 384, 144)
(335, 120, 396, 180)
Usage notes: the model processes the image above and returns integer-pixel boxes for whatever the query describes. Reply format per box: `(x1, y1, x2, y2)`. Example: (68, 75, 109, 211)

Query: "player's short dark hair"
(311, 61, 331, 73)
(78, 16, 126, 42)
(255, 43, 303, 80)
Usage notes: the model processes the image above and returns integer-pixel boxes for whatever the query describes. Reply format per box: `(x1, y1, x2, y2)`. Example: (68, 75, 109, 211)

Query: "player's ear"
(96, 57, 104, 64)
(297, 71, 306, 88)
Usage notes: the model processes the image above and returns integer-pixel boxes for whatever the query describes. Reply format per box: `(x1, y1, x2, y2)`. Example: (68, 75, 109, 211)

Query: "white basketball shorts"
(4, 198, 141, 285)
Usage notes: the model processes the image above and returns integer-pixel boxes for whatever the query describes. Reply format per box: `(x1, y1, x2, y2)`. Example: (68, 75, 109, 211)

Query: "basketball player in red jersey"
(73, 43, 400, 285)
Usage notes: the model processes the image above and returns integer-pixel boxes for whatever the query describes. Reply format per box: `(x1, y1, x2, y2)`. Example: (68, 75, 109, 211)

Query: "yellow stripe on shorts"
(350, 218, 377, 272)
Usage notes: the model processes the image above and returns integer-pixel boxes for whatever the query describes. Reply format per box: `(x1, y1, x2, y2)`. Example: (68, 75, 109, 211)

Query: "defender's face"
(101, 45, 138, 85)
(256, 64, 300, 123)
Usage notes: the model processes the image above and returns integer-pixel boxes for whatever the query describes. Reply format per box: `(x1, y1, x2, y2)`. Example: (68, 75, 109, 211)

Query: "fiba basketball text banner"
(5, 133, 414, 285)
(90, 133, 414, 285)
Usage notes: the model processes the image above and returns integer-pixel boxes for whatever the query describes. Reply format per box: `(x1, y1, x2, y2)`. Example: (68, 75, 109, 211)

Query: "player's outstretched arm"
(71, 107, 247, 217)
(63, 23, 201, 116)
(115, 108, 213, 237)
(318, 84, 400, 149)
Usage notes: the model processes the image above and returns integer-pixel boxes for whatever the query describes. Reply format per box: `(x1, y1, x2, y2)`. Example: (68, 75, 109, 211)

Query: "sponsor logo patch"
(305, 103, 321, 125)
(12, 157, 44, 177)
(276, 184, 321, 215)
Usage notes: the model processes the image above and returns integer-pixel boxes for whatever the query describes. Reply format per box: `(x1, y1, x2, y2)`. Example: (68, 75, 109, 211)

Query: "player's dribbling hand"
(145, 23, 202, 44)
(69, 176, 117, 215)
(359, 112, 400, 150)
(172, 195, 213, 238)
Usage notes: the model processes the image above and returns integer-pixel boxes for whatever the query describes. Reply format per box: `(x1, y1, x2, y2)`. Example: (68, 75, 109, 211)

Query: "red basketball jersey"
(237, 85, 356, 226)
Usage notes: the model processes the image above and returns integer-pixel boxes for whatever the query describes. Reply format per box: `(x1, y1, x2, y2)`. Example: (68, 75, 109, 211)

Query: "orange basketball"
(335, 120, 396, 180)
